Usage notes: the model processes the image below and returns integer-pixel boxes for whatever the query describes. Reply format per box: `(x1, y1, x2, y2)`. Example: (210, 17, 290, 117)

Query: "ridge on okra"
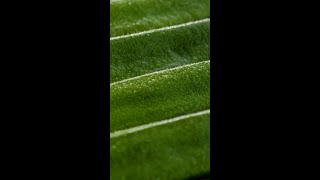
(110, 61, 210, 132)
(110, 19, 210, 83)
(110, 113, 210, 180)
(110, 0, 210, 37)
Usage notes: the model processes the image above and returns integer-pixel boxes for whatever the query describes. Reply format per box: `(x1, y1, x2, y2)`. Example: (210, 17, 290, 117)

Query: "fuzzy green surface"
(110, 61, 210, 132)
(110, 0, 210, 37)
(110, 113, 210, 180)
(110, 20, 210, 83)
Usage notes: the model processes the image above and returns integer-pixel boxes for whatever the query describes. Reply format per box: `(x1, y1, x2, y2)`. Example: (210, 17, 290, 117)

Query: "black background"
(212, 1, 318, 179)
(1, 0, 318, 179)
(2, 0, 109, 179)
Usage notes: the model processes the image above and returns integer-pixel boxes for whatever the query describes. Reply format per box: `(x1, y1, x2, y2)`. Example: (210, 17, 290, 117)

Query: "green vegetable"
(110, 61, 210, 132)
(110, 113, 210, 180)
(110, 0, 210, 179)
(110, 19, 210, 83)
(110, 0, 210, 37)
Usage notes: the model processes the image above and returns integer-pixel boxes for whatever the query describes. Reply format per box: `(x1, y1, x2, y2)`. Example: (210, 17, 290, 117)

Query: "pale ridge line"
(110, 109, 210, 139)
(110, 18, 210, 41)
(110, 60, 210, 86)
(110, 0, 130, 4)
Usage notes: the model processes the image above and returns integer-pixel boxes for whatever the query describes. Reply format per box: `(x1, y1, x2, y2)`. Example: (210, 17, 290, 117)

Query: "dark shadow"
(184, 172, 211, 180)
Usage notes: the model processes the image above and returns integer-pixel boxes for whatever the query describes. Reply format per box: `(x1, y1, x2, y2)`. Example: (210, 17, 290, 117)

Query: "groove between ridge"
(110, 60, 210, 86)
(110, 18, 210, 41)
(110, 109, 210, 139)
